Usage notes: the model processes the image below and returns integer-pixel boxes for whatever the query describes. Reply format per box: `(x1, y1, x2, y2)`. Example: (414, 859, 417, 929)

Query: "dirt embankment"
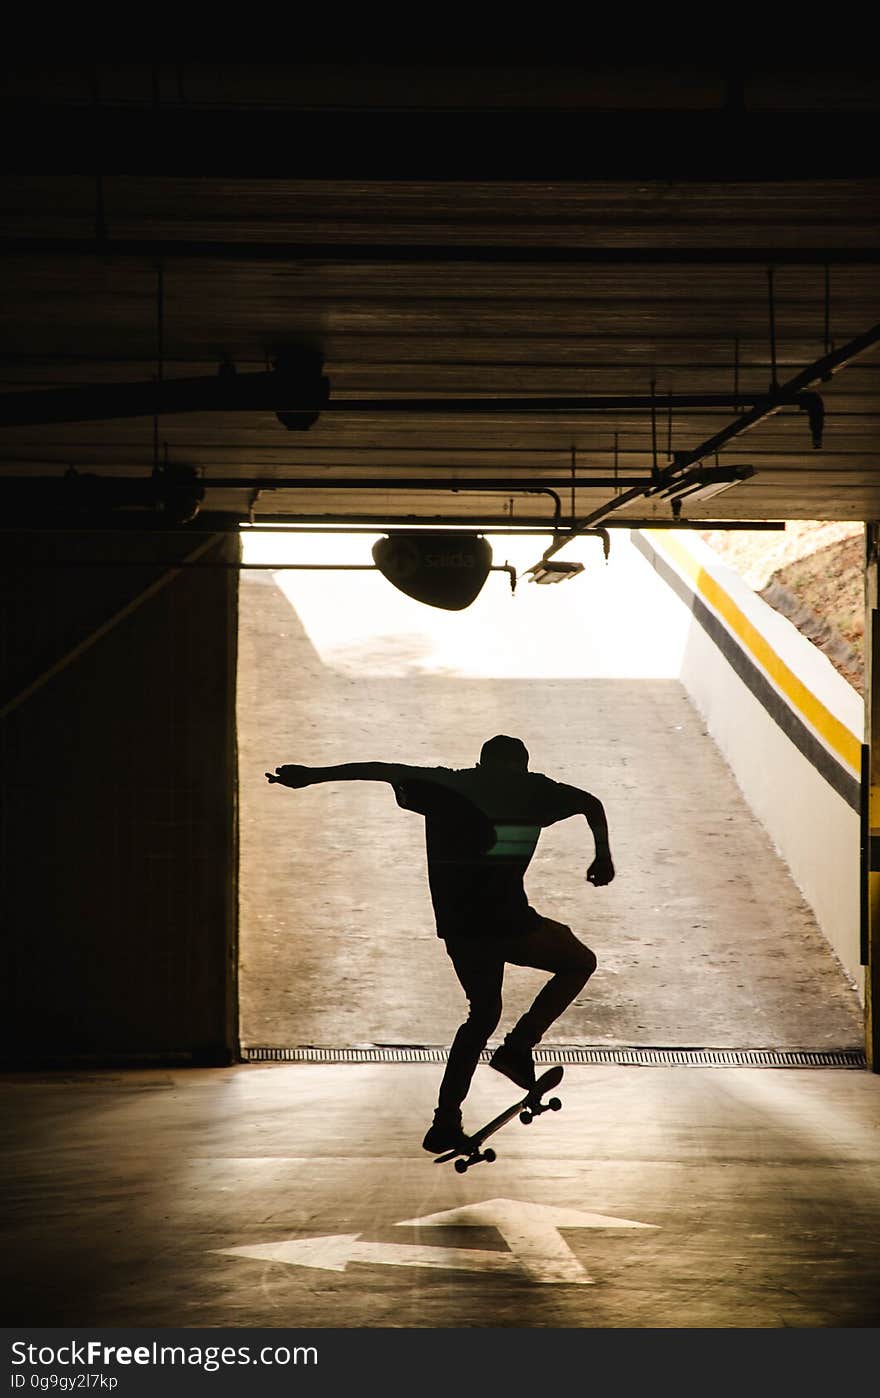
(699, 522, 865, 694)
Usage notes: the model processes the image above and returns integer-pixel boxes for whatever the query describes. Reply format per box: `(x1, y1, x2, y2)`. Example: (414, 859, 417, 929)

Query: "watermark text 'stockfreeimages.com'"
(10, 1338, 317, 1386)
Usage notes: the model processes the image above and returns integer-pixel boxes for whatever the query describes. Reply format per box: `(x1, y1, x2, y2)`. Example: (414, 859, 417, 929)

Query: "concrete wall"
(630, 529, 864, 999)
(0, 523, 240, 1064)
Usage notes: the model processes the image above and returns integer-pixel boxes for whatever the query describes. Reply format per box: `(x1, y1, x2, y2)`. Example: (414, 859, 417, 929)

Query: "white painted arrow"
(214, 1234, 520, 1277)
(214, 1198, 658, 1287)
(397, 1199, 658, 1285)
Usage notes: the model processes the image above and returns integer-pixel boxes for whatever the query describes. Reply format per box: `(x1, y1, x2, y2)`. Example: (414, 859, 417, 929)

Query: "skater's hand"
(266, 764, 313, 788)
(587, 853, 615, 887)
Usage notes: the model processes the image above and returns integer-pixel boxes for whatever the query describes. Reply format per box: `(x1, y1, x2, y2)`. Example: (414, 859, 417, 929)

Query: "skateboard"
(434, 1065, 564, 1173)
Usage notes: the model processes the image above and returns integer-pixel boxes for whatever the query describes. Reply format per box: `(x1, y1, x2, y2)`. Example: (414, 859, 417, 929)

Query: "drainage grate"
(242, 1045, 867, 1069)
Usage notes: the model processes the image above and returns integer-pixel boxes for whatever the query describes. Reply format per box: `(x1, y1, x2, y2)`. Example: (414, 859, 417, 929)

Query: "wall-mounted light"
(526, 560, 585, 585)
(656, 464, 755, 507)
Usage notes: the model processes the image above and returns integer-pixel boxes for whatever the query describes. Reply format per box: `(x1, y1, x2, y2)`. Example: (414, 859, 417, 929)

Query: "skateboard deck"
(434, 1064, 564, 1172)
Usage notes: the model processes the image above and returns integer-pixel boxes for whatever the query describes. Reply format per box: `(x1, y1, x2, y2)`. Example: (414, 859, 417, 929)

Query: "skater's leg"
(490, 919, 596, 1085)
(423, 939, 505, 1152)
(436, 939, 505, 1114)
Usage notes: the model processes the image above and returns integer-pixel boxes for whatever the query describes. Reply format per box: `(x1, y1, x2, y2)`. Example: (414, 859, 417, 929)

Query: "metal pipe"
(198, 475, 653, 491)
(0, 517, 787, 534)
(1, 561, 520, 575)
(241, 513, 788, 532)
(767, 266, 779, 391)
(540, 483, 650, 554)
(320, 394, 810, 415)
(237, 518, 787, 533)
(0, 383, 811, 428)
(4, 238, 880, 266)
(0, 476, 568, 531)
(655, 319, 880, 475)
(0, 562, 369, 570)
(539, 320, 880, 561)
(0, 365, 328, 428)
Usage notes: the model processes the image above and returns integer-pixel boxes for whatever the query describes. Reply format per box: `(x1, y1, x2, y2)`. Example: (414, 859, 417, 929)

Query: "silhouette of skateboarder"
(266, 735, 614, 1153)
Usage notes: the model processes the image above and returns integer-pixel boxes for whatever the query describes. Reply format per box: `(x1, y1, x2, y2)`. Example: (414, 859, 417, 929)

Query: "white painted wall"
(631, 530, 864, 999)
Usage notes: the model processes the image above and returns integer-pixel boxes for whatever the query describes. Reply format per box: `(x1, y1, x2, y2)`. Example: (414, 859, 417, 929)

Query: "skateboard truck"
(434, 1065, 564, 1173)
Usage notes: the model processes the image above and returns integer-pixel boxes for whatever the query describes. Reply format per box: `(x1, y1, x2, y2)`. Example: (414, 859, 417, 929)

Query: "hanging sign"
(372, 532, 492, 611)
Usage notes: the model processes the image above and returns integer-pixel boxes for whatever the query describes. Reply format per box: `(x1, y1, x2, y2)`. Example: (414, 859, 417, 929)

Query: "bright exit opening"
(235, 526, 865, 1058)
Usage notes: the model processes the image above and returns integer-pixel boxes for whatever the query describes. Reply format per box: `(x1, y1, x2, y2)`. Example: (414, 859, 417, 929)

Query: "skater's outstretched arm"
(266, 761, 435, 789)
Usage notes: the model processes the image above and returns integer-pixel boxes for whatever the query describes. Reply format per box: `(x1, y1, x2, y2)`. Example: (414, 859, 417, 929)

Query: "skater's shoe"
(489, 1039, 536, 1091)
(422, 1110, 468, 1154)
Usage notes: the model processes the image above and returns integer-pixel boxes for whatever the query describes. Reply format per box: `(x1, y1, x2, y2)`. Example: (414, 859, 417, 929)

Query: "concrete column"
(0, 521, 240, 1065)
(865, 524, 880, 1070)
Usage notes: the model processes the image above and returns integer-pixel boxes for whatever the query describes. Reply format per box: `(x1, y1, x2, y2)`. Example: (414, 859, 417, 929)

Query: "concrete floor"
(3, 1062, 880, 1328)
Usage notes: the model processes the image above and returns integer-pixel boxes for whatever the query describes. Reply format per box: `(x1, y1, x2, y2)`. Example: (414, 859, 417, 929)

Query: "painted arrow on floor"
(397, 1199, 657, 1284)
(215, 1233, 523, 1278)
(215, 1198, 658, 1286)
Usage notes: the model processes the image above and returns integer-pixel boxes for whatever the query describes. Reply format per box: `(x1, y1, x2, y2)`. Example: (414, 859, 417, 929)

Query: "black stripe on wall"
(631, 531, 860, 813)
(861, 745, 870, 965)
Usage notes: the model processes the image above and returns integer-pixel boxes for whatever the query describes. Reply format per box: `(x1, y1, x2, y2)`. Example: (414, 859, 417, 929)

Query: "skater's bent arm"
(562, 786, 615, 886)
(580, 790, 612, 852)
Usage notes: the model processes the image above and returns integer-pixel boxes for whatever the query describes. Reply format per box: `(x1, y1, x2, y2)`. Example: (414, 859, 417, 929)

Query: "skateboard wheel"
(483, 1148, 496, 1163)
(519, 1110, 533, 1124)
(549, 1098, 562, 1111)
(454, 1159, 469, 1174)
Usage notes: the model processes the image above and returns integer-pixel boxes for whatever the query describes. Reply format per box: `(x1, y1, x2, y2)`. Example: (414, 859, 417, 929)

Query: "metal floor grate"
(242, 1044, 867, 1069)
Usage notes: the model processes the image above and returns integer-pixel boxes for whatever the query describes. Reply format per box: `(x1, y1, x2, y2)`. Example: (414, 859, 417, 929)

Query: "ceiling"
(2, 62, 880, 540)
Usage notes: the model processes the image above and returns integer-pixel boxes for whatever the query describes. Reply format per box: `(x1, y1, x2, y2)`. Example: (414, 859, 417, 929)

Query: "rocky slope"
(699, 522, 864, 694)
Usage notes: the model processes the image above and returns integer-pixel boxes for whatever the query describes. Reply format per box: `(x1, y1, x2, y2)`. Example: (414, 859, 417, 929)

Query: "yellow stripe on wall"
(645, 530, 862, 775)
